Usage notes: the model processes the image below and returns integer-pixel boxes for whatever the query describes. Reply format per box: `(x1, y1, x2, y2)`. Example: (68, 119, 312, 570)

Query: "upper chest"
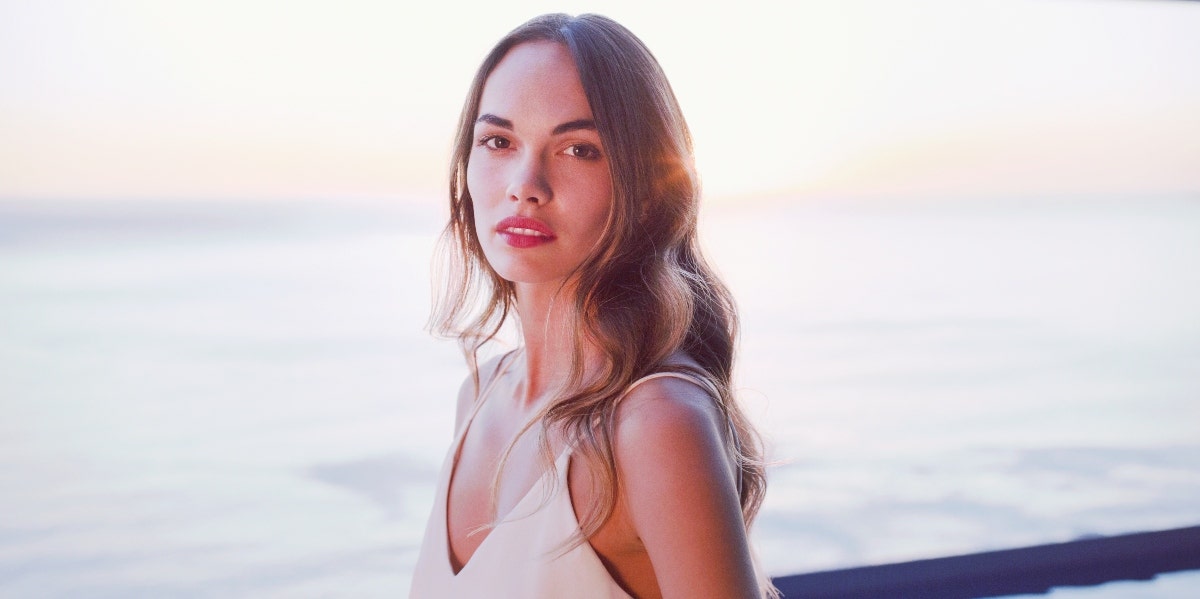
(445, 392, 646, 577)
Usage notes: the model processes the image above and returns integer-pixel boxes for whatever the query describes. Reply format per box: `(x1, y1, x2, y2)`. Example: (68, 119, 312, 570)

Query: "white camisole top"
(409, 352, 710, 598)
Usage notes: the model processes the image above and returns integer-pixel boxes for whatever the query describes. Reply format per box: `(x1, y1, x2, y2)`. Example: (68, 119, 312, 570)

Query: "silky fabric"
(410, 353, 708, 599)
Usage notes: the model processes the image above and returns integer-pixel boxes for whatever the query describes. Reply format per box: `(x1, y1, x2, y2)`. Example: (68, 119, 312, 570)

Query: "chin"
(495, 267, 569, 287)
(484, 258, 570, 289)
(486, 240, 598, 292)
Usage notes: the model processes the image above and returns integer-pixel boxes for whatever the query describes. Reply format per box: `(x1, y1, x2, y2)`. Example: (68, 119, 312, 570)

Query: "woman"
(411, 13, 775, 599)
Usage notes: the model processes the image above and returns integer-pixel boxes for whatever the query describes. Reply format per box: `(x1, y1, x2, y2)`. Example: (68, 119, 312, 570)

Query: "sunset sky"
(1, 0, 1197, 203)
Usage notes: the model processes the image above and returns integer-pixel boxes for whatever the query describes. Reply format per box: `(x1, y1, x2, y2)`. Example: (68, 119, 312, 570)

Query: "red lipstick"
(496, 216, 556, 248)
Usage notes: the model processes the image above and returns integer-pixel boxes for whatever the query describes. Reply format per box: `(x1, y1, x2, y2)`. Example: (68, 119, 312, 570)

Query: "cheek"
(466, 162, 492, 243)
(465, 159, 484, 204)
(465, 150, 507, 202)
(579, 182, 614, 240)
(590, 174, 615, 226)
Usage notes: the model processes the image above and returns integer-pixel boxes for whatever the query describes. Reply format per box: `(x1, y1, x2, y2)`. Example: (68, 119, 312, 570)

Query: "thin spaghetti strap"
(621, 370, 714, 399)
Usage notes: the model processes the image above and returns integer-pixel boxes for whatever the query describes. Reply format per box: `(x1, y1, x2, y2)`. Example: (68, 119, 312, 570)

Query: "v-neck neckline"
(443, 349, 565, 577)
(444, 446, 569, 577)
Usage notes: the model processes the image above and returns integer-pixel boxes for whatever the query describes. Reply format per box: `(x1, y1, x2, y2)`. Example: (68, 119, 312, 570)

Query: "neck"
(512, 280, 598, 411)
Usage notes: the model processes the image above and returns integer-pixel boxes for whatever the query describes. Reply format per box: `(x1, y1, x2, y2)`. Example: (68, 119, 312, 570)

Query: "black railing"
(772, 525, 1200, 599)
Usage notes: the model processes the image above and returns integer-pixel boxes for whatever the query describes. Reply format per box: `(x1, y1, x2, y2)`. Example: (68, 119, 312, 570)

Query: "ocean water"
(1, 195, 1197, 597)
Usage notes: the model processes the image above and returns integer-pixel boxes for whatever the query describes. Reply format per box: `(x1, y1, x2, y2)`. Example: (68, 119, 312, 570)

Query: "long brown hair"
(430, 13, 771, 592)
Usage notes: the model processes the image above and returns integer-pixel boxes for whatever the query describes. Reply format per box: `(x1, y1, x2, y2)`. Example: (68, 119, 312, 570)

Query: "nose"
(506, 153, 552, 206)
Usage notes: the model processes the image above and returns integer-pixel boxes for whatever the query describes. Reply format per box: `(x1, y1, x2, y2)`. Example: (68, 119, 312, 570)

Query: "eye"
(563, 143, 601, 160)
(478, 135, 511, 150)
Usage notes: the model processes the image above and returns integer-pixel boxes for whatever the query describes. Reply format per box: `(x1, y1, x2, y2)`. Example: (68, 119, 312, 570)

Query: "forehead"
(477, 41, 593, 124)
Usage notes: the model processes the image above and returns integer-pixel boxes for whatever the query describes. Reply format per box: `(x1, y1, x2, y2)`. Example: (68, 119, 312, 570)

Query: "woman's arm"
(614, 376, 762, 599)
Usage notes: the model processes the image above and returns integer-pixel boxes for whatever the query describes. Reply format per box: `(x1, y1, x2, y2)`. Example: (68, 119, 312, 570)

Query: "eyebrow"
(551, 119, 597, 135)
(476, 114, 513, 129)
(476, 113, 597, 136)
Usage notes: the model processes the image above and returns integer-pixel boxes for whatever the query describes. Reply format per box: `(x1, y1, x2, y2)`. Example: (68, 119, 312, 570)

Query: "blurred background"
(2, 0, 1198, 596)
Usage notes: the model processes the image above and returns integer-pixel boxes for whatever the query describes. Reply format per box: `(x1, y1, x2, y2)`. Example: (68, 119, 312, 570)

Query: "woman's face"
(467, 41, 613, 288)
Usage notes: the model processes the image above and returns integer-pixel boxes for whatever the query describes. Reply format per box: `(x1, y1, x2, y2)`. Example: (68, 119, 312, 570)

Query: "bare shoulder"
(611, 374, 733, 489)
(453, 352, 512, 431)
(613, 374, 725, 451)
(611, 373, 760, 597)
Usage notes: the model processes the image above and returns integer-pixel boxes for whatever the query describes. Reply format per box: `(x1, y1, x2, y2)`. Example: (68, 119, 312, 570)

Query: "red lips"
(496, 216, 556, 248)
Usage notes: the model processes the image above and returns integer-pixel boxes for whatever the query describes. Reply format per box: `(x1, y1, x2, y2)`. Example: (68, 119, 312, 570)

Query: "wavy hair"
(429, 13, 772, 595)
